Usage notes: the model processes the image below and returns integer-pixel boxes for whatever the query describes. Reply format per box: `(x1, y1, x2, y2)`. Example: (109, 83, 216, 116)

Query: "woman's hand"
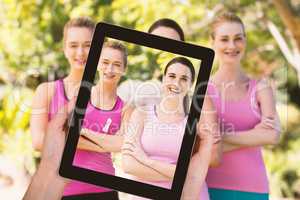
(80, 128, 102, 144)
(121, 138, 149, 165)
(81, 128, 97, 137)
(77, 128, 106, 151)
(198, 122, 215, 149)
(181, 120, 216, 200)
(255, 116, 280, 131)
(23, 99, 75, 200)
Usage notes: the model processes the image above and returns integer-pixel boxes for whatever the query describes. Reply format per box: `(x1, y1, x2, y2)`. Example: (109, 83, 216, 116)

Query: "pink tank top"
(206, 79, 269, 193)
(130, 105, 209, 200)
(48, 79, 124, 196)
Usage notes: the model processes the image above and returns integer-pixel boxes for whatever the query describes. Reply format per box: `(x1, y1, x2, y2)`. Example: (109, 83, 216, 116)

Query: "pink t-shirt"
(48, 79, 124, 196)
(129, 105, 209, 200)
(206, 79, 269, 193)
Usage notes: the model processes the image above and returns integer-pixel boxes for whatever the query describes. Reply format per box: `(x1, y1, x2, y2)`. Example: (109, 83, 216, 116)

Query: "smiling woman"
(206, 12, 281, 200)
(63, 24, 94, 70)
(30, 19, 130, 199)
(96, 41, 128, 84)
(62, 40, 133, 199)
(30, 17, 95, 152)
(162, 57, 195, 115)
(121, 57, 196, 199)
(210, 13, 246, 67)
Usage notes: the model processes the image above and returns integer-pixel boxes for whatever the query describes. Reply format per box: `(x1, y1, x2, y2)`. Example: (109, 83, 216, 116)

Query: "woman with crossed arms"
(206, 12, 281, 200)
(121, 56, 220, 200)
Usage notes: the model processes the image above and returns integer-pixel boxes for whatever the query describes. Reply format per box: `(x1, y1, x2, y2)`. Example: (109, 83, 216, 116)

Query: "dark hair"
(163, 57, 195, 115)
(148, 18, 185, 41)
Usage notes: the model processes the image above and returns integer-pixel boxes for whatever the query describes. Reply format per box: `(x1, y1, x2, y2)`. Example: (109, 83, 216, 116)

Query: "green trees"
(0, 0, 299, 199)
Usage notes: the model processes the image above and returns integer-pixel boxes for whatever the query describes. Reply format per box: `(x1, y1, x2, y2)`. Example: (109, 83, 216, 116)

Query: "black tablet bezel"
(59, 22, 214, 200)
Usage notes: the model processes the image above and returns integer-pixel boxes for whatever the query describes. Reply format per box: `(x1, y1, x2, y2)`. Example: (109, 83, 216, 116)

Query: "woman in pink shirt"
(62, 41, 133, 199)
(206, 12, 281, 200)
(121, 56, 219, 200)
(30, 17, 132, 199)
(30, 17, 96, 152)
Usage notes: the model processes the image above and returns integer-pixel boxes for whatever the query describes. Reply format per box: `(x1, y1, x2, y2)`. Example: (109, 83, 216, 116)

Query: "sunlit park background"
(0, 0, 300, 199)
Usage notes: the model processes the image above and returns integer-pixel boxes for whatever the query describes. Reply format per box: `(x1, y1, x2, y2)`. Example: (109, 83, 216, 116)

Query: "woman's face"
(212, 22, 246, 65)
(162, 63, 192, 98)
(98, 47, 125, 84)
(150, 26, 181, 41)
(63, 27, 93, 70)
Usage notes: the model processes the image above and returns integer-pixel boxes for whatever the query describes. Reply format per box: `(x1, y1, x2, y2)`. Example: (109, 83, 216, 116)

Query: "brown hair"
(148, 18, 185, 41)
(210, 12, 245, 40)
(103, 40, 128, 68)
(163, 57, 195, 116)
(63, 17, 95, 44)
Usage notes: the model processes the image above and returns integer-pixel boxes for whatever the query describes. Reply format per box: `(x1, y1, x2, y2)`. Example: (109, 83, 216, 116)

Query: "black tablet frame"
(59, 22, 214, 200)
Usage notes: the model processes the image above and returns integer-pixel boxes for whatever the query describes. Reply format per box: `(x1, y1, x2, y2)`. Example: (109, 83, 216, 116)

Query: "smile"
(75, 59, 86, 65)
(168, 87, 180, 94)
(224, 51, 240, 56)
(104, 73, 116, 78)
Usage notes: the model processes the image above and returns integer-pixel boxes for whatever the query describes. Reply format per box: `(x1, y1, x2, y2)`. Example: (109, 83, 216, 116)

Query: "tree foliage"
(0, 0, 299, 199)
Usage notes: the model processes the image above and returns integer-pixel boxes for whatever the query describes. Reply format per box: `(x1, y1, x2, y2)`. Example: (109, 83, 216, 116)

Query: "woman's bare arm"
(182, 96, 216, 199)
(80, 104, 134, 152)
(30, 82, 55, 151)
(121, 108, 171, 181)
(223, 79, 281, 148)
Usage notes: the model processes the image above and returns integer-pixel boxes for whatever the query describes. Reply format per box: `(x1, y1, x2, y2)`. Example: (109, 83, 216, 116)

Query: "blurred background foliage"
(0, 0, 299, 199)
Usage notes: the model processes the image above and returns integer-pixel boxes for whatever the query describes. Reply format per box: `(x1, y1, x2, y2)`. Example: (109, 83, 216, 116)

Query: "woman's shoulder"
(205, 77, 219, 98)
(132, 104, 154, 116)
(121, 101, 135, 116)
(32, 80, 57, 108)
(34, 80, 57, 98)
(121, 101, 155, 122)
(255, 77, 271, 87)
(36, 80, 55, 88)
(253, 77, 275, 102)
